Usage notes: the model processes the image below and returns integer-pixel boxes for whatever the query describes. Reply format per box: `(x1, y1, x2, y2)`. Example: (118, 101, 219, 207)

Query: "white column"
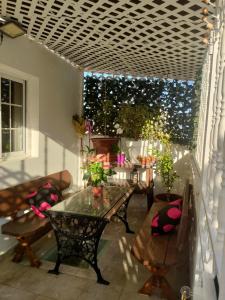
(212, 25, 225, 225)
(216, 73, 225, 243)
(202, 32, 219, 200)
(219, 238, 225, 300)
(207, 25, 223, 219)
(204, 14, 222, 209)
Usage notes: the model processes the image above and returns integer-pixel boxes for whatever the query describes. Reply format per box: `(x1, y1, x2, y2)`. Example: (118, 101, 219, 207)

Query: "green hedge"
(83, 74, 198, 146)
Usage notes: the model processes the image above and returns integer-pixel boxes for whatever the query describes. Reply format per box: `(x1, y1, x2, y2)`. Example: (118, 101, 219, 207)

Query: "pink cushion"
(169, 199, 183, 208)
(151, 204, 182, 236)
(26, 182, 62, 218)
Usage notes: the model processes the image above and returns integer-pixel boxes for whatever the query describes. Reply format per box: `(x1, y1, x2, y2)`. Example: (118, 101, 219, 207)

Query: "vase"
(91, 137, 119, 163)
(92, 186, 103, 197)
(117, 153, 126, 166)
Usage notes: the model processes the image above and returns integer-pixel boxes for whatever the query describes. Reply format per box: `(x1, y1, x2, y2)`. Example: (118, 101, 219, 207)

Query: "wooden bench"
(0, 170, 72, 267)
(131, 180, 191, 300)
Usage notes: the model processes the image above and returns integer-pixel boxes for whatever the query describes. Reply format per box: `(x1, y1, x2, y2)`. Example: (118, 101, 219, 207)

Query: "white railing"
(192, 1, 225, 299)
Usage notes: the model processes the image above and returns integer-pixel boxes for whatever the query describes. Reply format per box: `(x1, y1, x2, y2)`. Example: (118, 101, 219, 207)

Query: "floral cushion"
(151, 205, 182, 236)
(26, 182, 62, 218)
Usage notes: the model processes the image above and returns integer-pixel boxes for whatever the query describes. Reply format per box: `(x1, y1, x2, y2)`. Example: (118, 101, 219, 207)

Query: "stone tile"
(0, 256, 28, 284)
(0, 283, 35, 300)
(77, 283, 122, 300)
(119, 290, 161, 300)
(34, 296, 55, 300)
(6, 267, 85, 299)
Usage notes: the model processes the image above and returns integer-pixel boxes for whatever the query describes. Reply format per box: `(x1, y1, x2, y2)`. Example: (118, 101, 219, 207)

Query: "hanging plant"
(72, 114, 86, 137)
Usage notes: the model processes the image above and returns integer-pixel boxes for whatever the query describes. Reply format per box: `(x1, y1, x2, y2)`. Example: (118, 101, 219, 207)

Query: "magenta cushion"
(26, 182, 62, 218)
(169, 198, 183, 208)
(151, 204, 182, 236)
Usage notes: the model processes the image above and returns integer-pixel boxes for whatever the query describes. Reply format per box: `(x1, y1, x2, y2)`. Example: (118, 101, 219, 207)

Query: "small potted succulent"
(83, 155, 116, 197)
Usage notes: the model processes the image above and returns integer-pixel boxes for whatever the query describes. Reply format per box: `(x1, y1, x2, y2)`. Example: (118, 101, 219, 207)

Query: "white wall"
(0, 35, 83, 253)
(0, 35, 83, 188)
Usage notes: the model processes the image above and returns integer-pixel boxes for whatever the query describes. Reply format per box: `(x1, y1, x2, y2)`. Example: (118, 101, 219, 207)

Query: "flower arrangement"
(114, 123, 123, 135)
(83, 154, 116, 187)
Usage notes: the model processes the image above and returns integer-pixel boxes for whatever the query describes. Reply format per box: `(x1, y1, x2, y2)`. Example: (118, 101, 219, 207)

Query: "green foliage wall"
(83, 74, 197, 146)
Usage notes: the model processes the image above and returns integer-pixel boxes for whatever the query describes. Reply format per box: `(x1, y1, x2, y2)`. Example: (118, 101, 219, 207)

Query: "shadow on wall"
(0, 130, 81, 190)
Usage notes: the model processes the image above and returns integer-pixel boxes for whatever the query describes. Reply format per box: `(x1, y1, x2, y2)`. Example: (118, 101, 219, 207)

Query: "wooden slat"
(0, 170, 72, 217)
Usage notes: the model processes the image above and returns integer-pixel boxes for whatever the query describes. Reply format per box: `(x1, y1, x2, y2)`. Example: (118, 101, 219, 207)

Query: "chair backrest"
(0, 170, 72, 218)
(176, 179, 192, 251)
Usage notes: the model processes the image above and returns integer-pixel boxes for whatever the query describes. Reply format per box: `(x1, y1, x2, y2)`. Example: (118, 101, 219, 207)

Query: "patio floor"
(0, 193, 189, 300)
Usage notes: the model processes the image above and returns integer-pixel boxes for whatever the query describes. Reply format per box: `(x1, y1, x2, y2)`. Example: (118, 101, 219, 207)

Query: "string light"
(200, 0, 215, 47)
(201, 0, 215, 7)
(202, 7, 209, 15)
(202, 33, 209, 45)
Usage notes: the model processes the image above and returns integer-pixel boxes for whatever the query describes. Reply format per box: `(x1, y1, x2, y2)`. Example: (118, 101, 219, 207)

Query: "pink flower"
(103, 162, 110, 169)
(95, 154, 106, 162)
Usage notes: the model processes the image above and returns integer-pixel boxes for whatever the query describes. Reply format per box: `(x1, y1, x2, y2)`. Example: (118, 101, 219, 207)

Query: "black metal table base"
(46, 212, 109, 284)
(46, 192, 134, 284)
(114, 194, 134, 234)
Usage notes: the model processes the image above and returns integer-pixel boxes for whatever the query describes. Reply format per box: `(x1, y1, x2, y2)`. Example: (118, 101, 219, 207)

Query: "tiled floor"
(0, 193, 189, 300)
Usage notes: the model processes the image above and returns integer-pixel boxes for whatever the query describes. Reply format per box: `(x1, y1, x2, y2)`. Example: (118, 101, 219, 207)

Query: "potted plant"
(116, 104, 151, 140)
(91, 100, 120, 163)
(154, 147, 180, 202)
(82, 155, 116, 197)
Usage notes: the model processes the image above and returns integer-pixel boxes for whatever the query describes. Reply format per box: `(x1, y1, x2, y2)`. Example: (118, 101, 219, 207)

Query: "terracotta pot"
(91, 137, 119, 162)
(92, 186, 103, 197)
(155, 193, 182, 202)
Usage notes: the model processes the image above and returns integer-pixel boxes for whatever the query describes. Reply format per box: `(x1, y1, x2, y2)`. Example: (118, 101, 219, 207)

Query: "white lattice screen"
(0, 0, 215, 79)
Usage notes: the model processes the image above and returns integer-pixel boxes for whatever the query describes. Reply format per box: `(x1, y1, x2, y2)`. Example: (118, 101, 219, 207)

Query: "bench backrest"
(176, 180, 192, 251)
(0, 170, 72, 218)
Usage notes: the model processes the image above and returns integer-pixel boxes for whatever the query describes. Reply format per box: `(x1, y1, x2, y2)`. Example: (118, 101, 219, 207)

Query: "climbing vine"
(83, 73, 197, 146)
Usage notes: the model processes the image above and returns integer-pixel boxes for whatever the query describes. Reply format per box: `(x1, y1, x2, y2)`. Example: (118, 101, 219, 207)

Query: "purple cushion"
(26, 182, 62, 218)
(151, 205, 182, 236)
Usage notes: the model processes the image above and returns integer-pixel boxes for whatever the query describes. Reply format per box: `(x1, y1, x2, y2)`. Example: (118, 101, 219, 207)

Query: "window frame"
(0, 73, 26, 159)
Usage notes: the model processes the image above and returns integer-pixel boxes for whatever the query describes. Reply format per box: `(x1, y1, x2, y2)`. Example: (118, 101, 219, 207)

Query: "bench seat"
(0, 170, 72, 267)
(132, 201, 177, 268)
(131, 181, 191, 299)
(2, 211, 51, 239)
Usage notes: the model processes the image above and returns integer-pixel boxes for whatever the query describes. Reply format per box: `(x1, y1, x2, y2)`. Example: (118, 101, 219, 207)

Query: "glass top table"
(46, 182, 134, 285)
(49, 185, 132, 219)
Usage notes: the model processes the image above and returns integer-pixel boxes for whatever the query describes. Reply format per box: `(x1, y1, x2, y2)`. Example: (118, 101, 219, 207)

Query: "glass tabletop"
(48, 185, 132, 218)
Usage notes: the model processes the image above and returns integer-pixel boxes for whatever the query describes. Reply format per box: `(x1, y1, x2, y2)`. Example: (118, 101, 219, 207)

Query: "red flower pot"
(92, 186, 103, 197)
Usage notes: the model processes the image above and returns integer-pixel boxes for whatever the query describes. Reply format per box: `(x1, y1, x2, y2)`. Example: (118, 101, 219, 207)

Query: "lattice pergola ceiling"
(0, 0, 215, 80)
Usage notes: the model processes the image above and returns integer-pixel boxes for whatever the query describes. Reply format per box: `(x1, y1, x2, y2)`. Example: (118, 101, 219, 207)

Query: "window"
(0, 74, 25, 158)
